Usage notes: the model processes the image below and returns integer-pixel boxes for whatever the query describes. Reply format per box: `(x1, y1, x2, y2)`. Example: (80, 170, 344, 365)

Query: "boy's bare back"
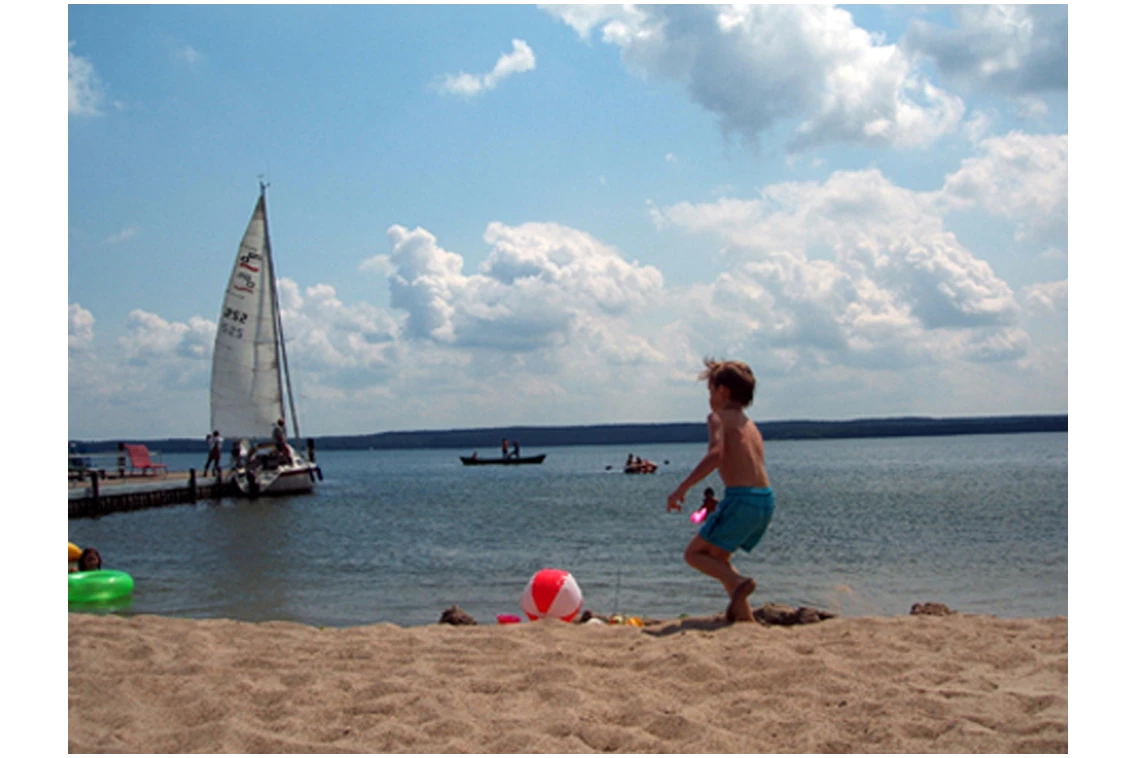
(713, 407, 770, 489)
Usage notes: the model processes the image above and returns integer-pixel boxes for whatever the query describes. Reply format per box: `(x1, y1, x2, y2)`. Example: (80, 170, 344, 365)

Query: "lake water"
(67, 433, 1067, 627)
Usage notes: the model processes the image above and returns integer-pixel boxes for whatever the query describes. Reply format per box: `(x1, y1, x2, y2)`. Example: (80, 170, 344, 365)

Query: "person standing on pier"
(203, 430, 223, 476)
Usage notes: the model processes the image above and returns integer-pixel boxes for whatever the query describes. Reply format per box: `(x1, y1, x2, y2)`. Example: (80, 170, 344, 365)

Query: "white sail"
(209, 192, 285, 439)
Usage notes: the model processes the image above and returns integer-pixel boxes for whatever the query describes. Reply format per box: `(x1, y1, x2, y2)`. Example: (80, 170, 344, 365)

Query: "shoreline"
(69, 610, 1067, 753)
(70, 414, 1067, 453)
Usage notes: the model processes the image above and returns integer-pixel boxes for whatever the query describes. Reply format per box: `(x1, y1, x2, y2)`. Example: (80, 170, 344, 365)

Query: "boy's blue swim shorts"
(699, 486, 775, 553)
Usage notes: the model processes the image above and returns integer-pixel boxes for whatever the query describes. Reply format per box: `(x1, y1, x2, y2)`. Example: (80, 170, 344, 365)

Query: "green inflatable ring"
(69, 569, 134, 603)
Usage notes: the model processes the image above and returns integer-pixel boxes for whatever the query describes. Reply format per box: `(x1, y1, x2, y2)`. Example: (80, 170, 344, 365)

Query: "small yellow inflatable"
(69, 542, 82, 562)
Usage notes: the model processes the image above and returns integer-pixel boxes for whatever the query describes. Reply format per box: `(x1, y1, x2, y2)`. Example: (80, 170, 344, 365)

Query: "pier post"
(89, 470, 99, 501)
(189, 468, 197, 501)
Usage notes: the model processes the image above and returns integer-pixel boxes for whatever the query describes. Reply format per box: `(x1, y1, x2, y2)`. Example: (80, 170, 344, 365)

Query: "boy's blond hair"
(699, 358, 756, 407)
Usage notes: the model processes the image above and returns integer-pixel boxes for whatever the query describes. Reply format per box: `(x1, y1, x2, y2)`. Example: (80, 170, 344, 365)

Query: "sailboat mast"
(261, 182, 303, 443)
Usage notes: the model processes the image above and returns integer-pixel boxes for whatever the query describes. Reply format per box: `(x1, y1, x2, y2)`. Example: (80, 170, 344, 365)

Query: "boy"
(667, 359, 774, 623)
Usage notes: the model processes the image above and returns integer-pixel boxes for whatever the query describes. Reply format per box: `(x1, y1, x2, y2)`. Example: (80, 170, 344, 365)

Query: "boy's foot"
(727, 577, 757, 623)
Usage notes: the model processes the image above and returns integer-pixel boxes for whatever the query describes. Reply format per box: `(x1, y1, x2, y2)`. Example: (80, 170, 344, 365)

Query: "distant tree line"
(73, 414, 1067, 454)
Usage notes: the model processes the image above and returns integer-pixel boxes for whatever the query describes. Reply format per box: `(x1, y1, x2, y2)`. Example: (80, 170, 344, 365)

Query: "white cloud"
(902, 5, 1067, 95)
(175, 44, 202, 66)
(1015, 96, 1049, 121)
(540, 4, 625, 40)
(653, 167, 1024, 372)
(544, 4, 965, 151)
(385, 226, 465, 342)
(118, 310, 214, 363)
(385, 221, 664, 352)
(938, 131, 1068, 251)
(69, 303, 95, 352)
(104, 225, 139, 245)
(275, 279, 400, 379)
(69, 41, 105, 117)
(1022, 280, 1068, 315)
(438, 39, 536, 97)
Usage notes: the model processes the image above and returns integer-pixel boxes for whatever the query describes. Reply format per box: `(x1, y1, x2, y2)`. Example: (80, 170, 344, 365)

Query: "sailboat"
(210, 182, 321, 496)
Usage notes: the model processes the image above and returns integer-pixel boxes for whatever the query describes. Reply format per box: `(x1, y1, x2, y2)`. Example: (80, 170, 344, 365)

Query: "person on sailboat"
(230, 439, 248, 471)
(272, 418, 294, 465)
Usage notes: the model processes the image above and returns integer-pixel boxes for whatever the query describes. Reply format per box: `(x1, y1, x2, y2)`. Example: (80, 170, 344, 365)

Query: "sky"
(65, 3, 1072, 442)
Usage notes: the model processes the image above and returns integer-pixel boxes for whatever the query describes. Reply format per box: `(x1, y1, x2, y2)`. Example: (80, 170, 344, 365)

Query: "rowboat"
(460, 454, 547, 466)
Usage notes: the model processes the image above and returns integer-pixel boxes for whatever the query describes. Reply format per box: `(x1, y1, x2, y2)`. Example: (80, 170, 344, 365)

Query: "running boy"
(666, 358, 774, 623)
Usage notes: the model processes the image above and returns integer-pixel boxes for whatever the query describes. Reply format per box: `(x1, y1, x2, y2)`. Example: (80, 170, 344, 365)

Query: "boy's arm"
(666, 413, 724, 509)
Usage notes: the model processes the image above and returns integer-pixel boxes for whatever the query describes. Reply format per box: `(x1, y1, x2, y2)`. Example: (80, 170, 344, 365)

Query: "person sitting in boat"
(511, 440, 521, 459)
(502, 438, 509, 458)
(701, 487, 718, 515)
(272, 418, 294, 465)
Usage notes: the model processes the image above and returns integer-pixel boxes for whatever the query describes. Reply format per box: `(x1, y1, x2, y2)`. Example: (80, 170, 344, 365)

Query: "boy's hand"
(667, 489, 685, 512)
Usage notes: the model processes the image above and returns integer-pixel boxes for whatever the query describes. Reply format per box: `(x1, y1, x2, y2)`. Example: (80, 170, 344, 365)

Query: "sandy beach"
(68, 610, 1066, 753)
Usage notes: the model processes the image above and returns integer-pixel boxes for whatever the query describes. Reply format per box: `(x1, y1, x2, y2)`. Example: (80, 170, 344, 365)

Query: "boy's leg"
(684, 535, 756, 622)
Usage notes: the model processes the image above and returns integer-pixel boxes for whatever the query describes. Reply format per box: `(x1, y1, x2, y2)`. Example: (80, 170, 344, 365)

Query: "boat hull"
(232, 445, 321, 496)
(460, 454, 546, 466)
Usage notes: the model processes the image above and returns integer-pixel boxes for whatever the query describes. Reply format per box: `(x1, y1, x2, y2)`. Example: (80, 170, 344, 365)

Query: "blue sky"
(66, 4, 1070, 441)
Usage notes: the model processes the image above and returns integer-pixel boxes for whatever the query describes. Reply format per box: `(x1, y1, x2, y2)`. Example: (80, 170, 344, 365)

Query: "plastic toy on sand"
(521, 568, 583, 622)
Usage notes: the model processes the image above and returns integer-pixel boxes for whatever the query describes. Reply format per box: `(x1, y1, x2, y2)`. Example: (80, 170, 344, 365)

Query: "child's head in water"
(78, 547, 102, 571)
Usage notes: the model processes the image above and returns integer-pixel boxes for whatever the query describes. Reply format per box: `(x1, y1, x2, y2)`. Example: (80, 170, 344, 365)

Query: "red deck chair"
(123, 444, 169, 477)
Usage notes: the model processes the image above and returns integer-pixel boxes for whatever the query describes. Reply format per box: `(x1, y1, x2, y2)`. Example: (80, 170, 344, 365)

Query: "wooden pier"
(68, 469, 241, 519)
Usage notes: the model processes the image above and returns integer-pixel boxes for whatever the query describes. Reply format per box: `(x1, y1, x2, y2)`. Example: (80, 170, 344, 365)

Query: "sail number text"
(221, 307, 249, 340)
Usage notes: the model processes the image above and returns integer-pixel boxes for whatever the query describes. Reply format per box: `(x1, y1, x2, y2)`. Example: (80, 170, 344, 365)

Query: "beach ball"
(521, 568, 583, 622)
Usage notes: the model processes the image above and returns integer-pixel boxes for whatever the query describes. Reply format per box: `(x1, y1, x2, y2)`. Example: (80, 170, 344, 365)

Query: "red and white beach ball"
(521, 568, 583, 622)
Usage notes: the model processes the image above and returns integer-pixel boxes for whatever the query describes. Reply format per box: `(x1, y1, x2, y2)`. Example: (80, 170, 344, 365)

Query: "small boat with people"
(460, 453, 547, 466)
(623, 454, 658, 474)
